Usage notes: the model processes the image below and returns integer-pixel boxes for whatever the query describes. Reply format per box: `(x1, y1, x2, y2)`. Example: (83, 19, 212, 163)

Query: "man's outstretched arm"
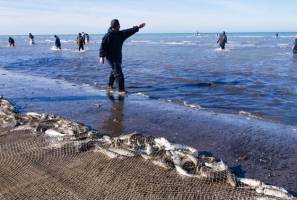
(122, 23, 146, 41)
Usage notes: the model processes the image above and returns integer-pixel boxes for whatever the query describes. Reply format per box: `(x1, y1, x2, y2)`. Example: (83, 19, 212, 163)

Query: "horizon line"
(1, 31, 297, 36)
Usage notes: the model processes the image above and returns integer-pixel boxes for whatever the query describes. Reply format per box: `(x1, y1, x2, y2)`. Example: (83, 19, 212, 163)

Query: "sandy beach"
(1, 69, 297, 199)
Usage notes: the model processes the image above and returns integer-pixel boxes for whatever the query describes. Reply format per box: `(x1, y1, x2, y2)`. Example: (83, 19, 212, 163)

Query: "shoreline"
(1, 69, 297, 193)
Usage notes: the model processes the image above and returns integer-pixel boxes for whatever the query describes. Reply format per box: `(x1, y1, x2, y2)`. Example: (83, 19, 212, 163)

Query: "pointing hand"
(138, 23, 146, 29)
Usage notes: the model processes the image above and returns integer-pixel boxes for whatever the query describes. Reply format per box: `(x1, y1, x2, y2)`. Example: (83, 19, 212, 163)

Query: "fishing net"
(0, 99, 295, 200)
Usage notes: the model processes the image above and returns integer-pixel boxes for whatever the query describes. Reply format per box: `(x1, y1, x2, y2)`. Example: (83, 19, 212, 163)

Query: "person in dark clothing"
(217, 31, 227, 50)
(54, 35, 61, 49)
(293, 37, 297, 55)
(99, 19, 146, 95)
(276, 33, 279, 38)
(77, 33, 84, 51)
(8, 37, 15, 47)
(28, 33, 35, 45)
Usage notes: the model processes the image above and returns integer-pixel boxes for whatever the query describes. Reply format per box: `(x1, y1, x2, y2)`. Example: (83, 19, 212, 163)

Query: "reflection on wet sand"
(101, 93, 125, 137)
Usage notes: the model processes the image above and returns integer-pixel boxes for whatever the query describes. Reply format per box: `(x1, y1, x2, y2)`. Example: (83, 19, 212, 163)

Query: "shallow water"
(1, 32, 297, 125)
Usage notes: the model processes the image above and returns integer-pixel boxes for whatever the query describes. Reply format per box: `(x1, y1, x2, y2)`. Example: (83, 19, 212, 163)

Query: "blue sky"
(0, 0, 296, 34)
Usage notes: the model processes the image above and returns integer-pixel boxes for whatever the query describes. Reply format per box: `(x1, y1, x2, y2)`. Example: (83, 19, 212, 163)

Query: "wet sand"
(1, 69, 297, 195)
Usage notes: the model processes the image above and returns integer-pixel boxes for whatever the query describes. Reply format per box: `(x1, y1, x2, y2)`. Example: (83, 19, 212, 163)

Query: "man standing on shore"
(99, 19, 146, 95)
(217, 31, 228, 50)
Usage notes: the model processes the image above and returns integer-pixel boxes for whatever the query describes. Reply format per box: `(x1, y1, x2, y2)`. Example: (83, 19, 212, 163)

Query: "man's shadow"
(101, 93, 125, 137)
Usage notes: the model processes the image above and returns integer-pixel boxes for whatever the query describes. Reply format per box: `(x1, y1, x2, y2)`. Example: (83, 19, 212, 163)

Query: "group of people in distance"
(76, 32, 90, 51)
(54, 32, 89, 50)
(4, 20, 297, 96)
(53, 32, 90, 51)
(7, 32, 90, 51)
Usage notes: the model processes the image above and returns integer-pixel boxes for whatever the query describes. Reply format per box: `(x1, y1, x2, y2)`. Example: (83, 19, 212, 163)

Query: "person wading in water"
(8, 37, 15, 47)
(77, 33, 84, 51)
(217, 31, 228, 50)
(28, 33, 35, 45)
(54, 35, 61, 50)
(99, 19, 146, 95)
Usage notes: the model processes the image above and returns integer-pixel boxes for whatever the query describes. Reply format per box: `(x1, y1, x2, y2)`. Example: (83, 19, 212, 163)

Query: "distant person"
(293, 36, 297, 55)
(76, 33, 84, 51)
(276, 33, 279, 38)
(217, 31, 227, 50)
(28, 33, 35, 45)
(85, 33, 90, 43)
(99, 19, 146, 95)
(8, 37, 15, 47)
(54, 35, 61, 49)
(82, 32, 86, 45)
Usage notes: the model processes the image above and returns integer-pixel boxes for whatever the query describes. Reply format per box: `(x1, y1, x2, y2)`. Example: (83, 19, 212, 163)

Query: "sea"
(0, 32, 297, 126)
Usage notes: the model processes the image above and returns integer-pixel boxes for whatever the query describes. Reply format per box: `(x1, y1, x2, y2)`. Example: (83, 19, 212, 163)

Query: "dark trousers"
(78, 44, 84, 51)
(107, 59, 125, 91)
(220, 43, 225, 50)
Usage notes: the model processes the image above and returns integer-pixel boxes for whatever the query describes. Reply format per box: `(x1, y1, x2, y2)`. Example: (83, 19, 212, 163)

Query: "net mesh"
(0, 129, 286, 200)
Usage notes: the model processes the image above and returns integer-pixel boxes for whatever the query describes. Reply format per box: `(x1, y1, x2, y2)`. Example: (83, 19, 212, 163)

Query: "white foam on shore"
(60, 40, 75, 43)
(45, 39, 54, 43)
(161, 41, 195, 45)
(129, 40, 196, 46)
(239, 111, 263, 120)
(50, 46, 62, 51)
(214, 48, 230, 52)
(183, 101, 202, 109)
(50, 46, 71, 51)
(129, 40, 159, 45)
(229, 44, 256, 48)
(132, 92, 150, 98)
(72, 50, 86, 53)
(277, 43, 290, 47)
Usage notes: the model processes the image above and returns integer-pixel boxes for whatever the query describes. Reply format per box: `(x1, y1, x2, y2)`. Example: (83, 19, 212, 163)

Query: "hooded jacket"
(99, 26, 139, 62)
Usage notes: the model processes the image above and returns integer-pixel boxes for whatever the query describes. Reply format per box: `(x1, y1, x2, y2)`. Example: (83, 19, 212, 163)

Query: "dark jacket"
(100, 26, 139, 62)
(217, 34, 227, 46)
(8, 37, 14, 44)
(77, 35, 84, 45)
(55, 37, 61, 47)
